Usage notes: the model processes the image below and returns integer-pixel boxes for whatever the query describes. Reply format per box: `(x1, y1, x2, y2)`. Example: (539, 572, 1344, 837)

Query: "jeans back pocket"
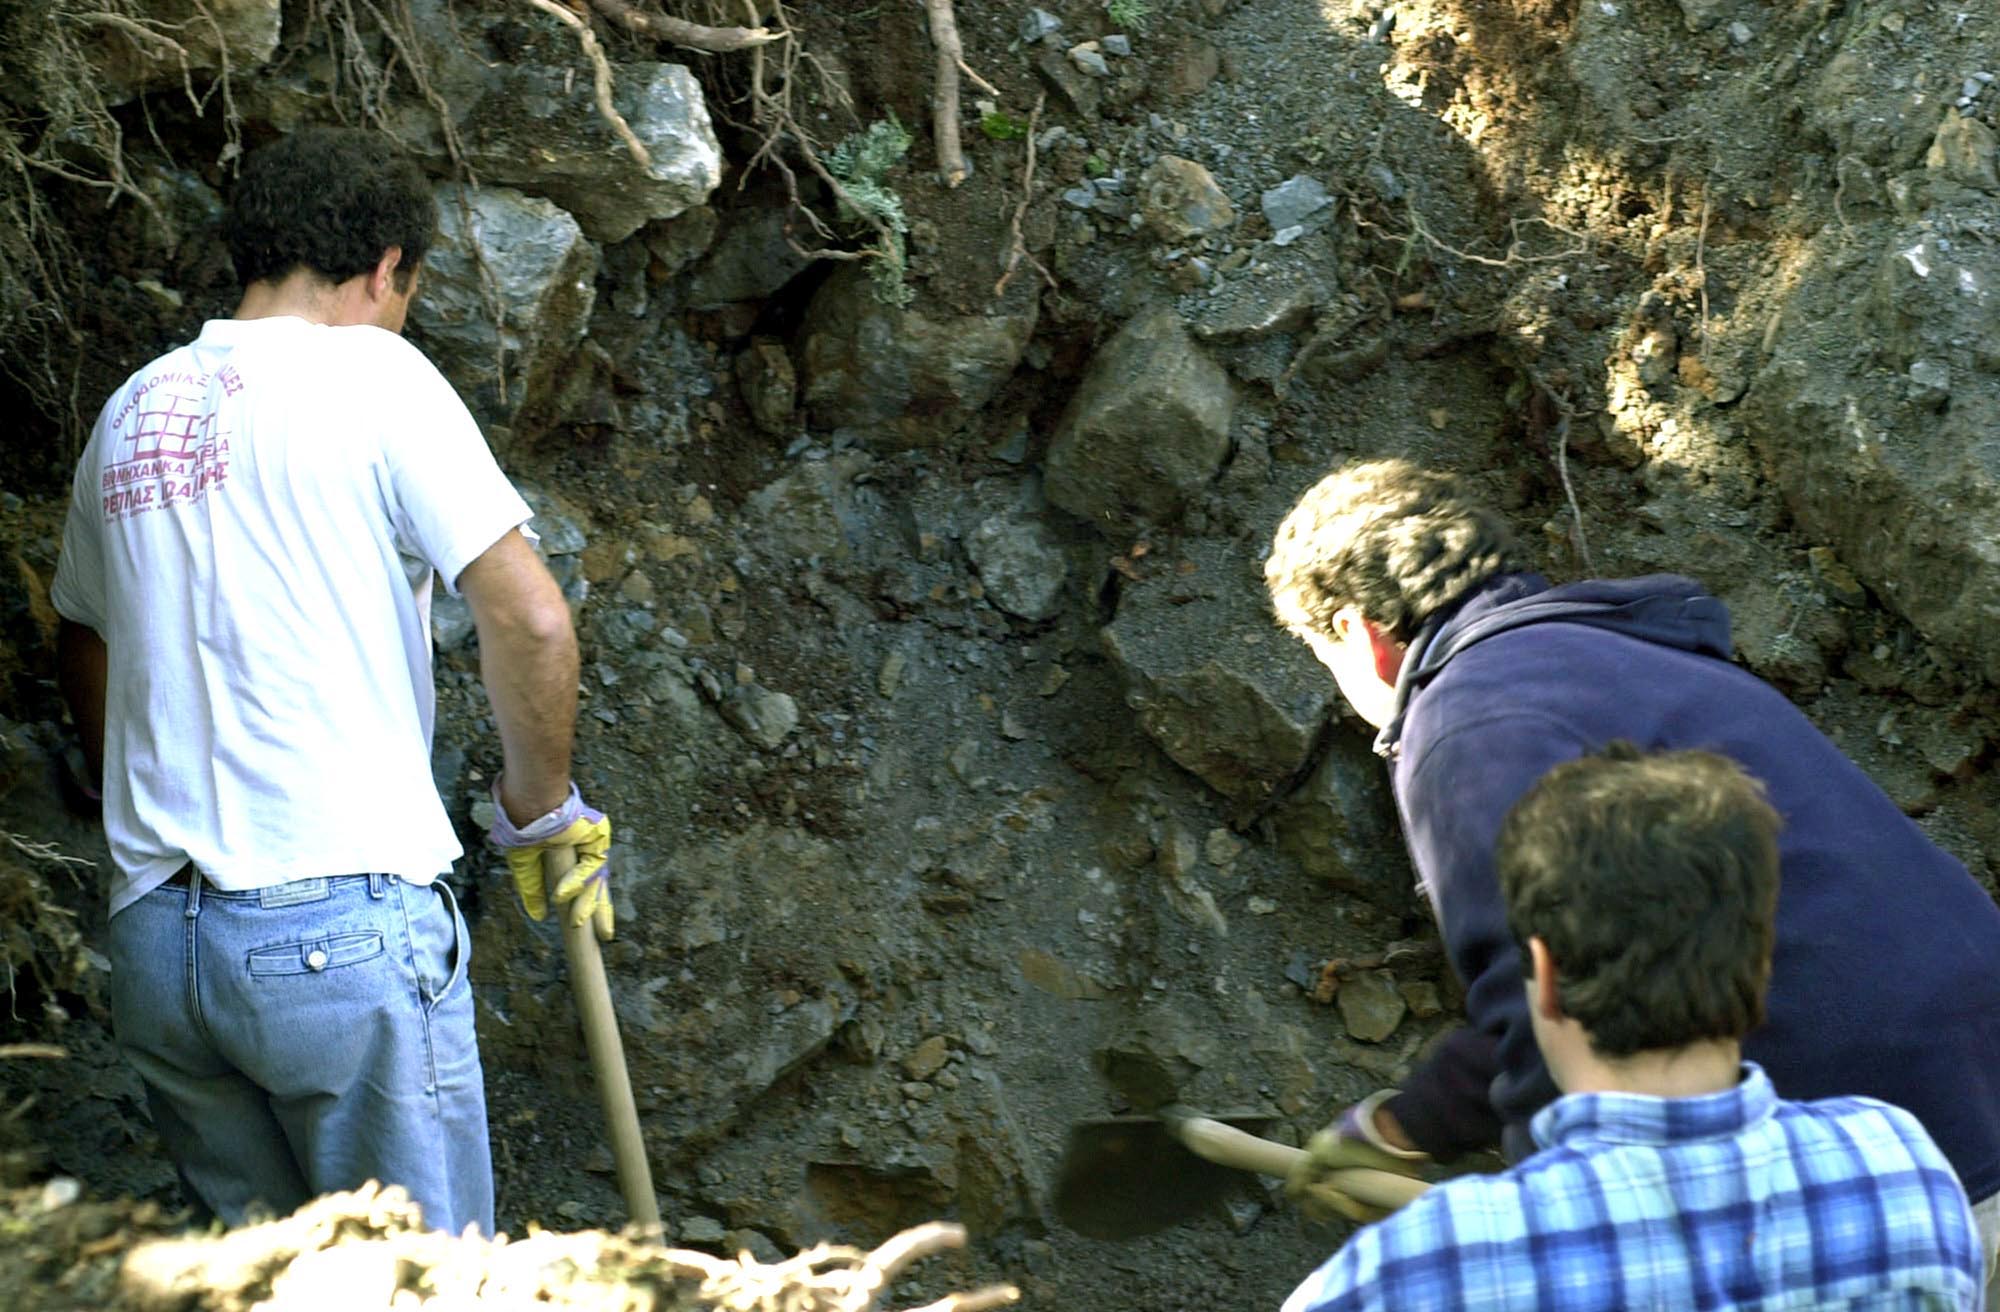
(246, 930, 386, 976)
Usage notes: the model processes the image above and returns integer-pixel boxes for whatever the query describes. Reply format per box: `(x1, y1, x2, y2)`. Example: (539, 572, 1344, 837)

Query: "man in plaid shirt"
(1283, 744, 1984, 1312)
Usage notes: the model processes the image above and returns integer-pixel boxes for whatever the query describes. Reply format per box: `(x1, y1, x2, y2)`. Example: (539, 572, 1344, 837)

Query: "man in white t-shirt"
(51, 128, 612, 1235)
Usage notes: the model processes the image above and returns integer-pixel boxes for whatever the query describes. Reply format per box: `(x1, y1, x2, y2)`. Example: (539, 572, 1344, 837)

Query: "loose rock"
(407, 185, 599, 436)
(1336, 970, 1406, 1042)
(1273, 732, 1414, 911)
(965, 515, 1068, 621)
(456, 62, 723, 242)
(1045, 308, 1234, 533)
(1925, 112, 2000, 192)
(721, 685, 800, 750)
(1139, 157, 1237, 241)
(736, 340, 798, 436)
(799, 267, 1038, 448)
(1260, 176, 1333, 233)
(1101, 541, 1332, 801)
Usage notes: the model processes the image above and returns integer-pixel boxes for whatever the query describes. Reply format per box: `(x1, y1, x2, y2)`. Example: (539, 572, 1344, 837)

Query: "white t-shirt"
(51, 316, 532, 916)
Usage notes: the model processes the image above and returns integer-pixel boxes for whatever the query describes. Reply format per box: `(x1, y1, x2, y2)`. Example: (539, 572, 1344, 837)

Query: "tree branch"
(585, 0, 780, 51)
(923, 0, 970, 187)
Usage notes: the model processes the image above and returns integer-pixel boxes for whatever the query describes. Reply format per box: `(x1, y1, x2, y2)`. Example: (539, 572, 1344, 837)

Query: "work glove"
(488, 782, 614, 941)
(1286, 1089, 1430, 1225)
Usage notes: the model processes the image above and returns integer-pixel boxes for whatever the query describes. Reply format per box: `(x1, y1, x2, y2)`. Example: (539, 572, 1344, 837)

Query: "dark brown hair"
(1264, 458, 1522, 644)
(224, 128, 435, 289)
(1497, 742, 1782, 1058)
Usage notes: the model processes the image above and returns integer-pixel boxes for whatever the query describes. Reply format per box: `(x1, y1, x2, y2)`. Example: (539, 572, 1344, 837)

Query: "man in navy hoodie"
(1262, 457, 2000, 1292)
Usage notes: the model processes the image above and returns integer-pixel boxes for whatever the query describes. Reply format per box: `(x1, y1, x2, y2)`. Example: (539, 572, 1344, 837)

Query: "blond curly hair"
(1264, 458, 1522, 643)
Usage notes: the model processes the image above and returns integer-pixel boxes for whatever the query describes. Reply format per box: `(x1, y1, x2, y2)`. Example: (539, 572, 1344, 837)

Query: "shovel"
(544, 845, 661, 1232)
(1052, 1106, 1428, 1240)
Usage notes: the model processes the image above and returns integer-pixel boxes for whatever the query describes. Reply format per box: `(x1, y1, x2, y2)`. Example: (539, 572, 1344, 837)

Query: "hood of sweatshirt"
(1373, 572, 1733, 756)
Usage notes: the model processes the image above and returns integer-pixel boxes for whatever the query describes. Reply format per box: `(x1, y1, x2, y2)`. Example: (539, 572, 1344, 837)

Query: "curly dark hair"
(223, 128, 436, 289)
(1498, 742, 1782, 1058)
(1264, 458, 1523, 643)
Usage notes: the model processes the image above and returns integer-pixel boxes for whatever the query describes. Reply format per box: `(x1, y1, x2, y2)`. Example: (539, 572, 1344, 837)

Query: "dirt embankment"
(2, 0, 1998, 1307)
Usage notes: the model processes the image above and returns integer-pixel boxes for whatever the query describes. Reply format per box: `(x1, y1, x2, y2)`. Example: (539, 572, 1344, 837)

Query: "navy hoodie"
(1379, 572, 2000, 1203)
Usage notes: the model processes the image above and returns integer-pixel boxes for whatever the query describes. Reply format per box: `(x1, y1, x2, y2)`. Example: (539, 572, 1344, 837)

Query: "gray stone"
(1260, 176, 1333, 233)
(431, 594, 476, 652)
(743, 453, 868, 564)
(736, 339, 798, 436)
(456, 61, 722, 242)
(1139, 157, 1237, 241)
(1020, 8, 1062, 43)
(1046, 309, 1234, 533)
(721, 684, 799, 749)
(642, 205, 719, 278)
(965, 515, 1068, 621)
(518, 485, 589, 557)
(799, 265, 1038, 448)
(685, 203, 815, 307)
(1674, 0, 1728, 31)
(1727, 21, 1752, 45)
(1101, 540, 1333, 802)
(1103, 34, 1133, 57)
(1188, 263, 1325, 342)
(408, 185, 599, 435)
(1925, 112, 2000, 192)
(1743, 219, 2000, 685)
(90, 0, 280, 98)
(1907, 359, 1951, 409)
(1034, 46, 1102, 117)
(613, 826, 867, 1143)
(1272, 732, 1415, 911)
(1093, 1010, 1219, 1110)
(680, 1216, 727, 1245)
(1069, 44, 1110, 78)
(1365, 162, 1405, 202)
(1337, 970, 1406, 1043)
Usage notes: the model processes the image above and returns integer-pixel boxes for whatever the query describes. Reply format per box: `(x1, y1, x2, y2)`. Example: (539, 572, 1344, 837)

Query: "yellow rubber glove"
(1286, 1090, 1431, 1224)
(488, 784, 614, 941)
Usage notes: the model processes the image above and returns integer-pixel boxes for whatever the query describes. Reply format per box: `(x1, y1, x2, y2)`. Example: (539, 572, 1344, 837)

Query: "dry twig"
(923, 0, 973, 188)
(3, 832, 95, 872)
(1693, 177, 1712, 364)
(585, 0, 780, 51)
(1524, 372, 1596, 575)
(526, 0, 651, 167)
(994, 93, 1055, 297)
(690, 1221, 1018, 1312)
(0, 1044, 68, 1061)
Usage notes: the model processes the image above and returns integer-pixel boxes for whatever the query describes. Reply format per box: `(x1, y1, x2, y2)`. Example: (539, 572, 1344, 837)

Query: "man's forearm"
(480, 616, 577, 823)
(57, 620, 107, 786)
(458, 532, 579, 824)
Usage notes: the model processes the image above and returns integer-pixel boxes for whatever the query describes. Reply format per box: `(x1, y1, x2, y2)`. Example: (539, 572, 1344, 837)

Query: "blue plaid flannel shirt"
(1283, 1064, 1983, 1311)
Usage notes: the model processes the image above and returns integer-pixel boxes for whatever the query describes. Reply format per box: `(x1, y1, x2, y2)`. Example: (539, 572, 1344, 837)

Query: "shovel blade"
(1051, 1113, 1273, 1241)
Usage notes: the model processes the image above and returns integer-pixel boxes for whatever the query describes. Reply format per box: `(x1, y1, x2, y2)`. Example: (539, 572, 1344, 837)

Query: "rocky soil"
(3, 0, 1999, 1305)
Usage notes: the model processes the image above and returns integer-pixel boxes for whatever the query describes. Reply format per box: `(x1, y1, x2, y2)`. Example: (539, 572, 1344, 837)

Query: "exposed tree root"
(920, 0, 994, 189)
(586, 0, 780, 52)
(994, 93, 1055, 297)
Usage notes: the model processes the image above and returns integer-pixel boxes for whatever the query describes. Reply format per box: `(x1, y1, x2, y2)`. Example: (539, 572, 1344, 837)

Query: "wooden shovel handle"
(1174, 1115, 1430, 1212)
(543, 845, 660, 1230)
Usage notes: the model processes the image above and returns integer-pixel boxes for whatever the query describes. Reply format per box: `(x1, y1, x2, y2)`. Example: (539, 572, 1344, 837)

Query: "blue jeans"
(107, 871, 493, 1235)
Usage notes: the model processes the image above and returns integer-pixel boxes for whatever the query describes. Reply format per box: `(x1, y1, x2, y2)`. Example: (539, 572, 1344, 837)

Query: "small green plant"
(1106, 0, 1150, 31)
(826, 115, 916, 306)
(981, 111, 1030, 141)
(1085, 153, 1111, 177)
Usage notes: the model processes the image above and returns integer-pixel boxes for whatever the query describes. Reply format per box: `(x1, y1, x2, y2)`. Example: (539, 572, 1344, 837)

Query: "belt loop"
(184, 867, 202, 920)
(370, 872, 386, 900)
